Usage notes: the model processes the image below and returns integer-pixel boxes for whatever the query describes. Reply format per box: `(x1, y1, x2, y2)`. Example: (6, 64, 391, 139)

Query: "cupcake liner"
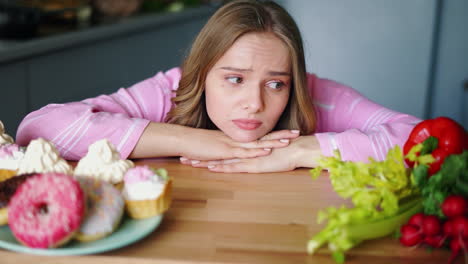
(0, 208, 7, 226)
(125, 179, 172, 219)
(113, 181, 124, 191)
(0, 169, 16, 182)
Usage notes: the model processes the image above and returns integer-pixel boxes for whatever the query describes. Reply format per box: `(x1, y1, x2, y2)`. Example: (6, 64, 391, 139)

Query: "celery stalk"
(308, 198, 422, 263)
(345, 198, 422, 240)
(308, 146, 421, 263)
(308, 198, 421, 251)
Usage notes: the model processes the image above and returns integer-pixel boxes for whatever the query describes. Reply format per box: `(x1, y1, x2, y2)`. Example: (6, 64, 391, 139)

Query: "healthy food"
(308, 116, 468, 263)
(442, 195, 468, 219)
(400, 195, 468, 264)
(399, 212, 445, 248)
(403, 117, 467, 175)
(398, 117, 467, 264)
(307, 146, 421, 263)
(411, 147, 468, 217)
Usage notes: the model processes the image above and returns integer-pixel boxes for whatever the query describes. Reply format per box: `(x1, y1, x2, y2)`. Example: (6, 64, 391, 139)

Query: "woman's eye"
(226, 76, 243, 84)
(266, 81, 285, 90)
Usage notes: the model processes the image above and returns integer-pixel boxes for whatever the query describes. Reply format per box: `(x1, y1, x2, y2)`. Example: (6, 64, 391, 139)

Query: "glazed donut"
(8, 173, 85, 248)
(75, 177, 124, 242)
(0, 174, 34, 226)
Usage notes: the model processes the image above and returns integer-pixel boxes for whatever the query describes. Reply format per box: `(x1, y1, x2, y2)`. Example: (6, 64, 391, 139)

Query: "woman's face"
(205, 32, 291, 142)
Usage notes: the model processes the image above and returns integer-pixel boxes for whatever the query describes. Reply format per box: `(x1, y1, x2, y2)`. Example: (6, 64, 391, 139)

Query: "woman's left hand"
(180, 135, 323, 173)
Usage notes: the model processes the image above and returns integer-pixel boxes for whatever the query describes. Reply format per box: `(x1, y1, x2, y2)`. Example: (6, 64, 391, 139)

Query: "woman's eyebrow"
(268, 71, 291, 77)
(219, 66, 252, 72)
(218, 66, 290, 76)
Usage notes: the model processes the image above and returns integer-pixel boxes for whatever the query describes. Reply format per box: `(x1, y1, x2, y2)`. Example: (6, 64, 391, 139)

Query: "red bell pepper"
(403, 117, 468, 175)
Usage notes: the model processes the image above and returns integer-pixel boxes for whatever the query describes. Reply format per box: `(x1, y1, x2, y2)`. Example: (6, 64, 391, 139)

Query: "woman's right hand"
(178, 128, 300, 162)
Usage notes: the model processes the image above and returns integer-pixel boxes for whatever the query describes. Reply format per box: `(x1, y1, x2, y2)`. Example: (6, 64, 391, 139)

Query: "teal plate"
(0, 215, 163, 256)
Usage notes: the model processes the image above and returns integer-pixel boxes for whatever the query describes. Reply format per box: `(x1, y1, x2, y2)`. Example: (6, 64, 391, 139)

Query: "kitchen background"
(0, 0, 466, 137)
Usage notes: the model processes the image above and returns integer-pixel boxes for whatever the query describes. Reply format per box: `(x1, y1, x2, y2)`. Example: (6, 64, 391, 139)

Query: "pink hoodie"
(16, 67, 420, 162)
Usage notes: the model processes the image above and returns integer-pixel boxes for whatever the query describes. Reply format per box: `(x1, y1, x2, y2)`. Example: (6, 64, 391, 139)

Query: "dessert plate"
(0, 215, 163, 256)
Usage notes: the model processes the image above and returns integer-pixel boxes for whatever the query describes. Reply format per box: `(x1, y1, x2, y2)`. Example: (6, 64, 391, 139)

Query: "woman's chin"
(225, 131, 264, 143)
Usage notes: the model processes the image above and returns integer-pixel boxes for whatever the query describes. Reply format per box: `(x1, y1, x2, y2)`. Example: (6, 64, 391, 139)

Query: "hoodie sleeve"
(309, 74, 421, 162)
(16, 67, 182, 160)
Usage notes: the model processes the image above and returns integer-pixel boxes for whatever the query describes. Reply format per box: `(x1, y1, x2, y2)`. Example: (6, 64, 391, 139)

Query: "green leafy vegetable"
(307, 146, 420, 262)
(413, 150, 468, 217)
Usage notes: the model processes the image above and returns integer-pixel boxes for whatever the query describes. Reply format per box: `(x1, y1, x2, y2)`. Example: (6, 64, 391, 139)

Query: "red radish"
(408, 213, 425, 228)
(400, 224, 423, 247)
(448, 238, 461, 264)
(447, 237, 468, 264)
(446, 216, 468, 264)
(424, 234, 444, 248)
(444, 220, 455, 238)
(451, 216, 468, 238)
(422, 215, 442, 236)
(442, 196, 468, 219)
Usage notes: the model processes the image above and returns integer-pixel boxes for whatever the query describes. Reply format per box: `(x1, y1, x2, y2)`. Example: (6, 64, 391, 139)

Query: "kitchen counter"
(0, 159, 457, 264)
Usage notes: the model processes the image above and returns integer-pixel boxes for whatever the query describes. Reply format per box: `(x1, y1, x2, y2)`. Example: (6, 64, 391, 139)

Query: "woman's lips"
(232, 119, 263, 130)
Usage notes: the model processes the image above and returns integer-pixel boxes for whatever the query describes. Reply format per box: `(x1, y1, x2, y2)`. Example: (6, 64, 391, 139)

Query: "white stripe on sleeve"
(117, 119, 139, 152)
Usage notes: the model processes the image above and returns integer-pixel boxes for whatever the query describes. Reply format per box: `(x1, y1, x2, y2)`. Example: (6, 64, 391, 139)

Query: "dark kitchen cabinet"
(0, 6, 214, 136)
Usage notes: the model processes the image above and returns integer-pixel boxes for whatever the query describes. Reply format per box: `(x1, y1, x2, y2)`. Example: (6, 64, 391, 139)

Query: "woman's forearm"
(130, 122, 301, 161)
(129, 122, 189, 158)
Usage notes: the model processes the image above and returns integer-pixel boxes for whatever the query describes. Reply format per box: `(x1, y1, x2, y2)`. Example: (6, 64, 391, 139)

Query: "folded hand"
(179, 129, 301, 162)
(180, 135, 322, 173)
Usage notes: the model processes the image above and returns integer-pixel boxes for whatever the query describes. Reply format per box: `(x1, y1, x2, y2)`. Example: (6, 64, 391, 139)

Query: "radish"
(422, 215, 442, 236)
(408, 213, 424, 228)
(400, 224, 423, 246)
(447, 237, 468, 264)
(424, 234, 444, 248)
(442, 196, 468, 219)
(444, 220, 454, 238)
(446, 216, 468, 264)
(400, 213, 444, 247)
(451, 216, 468, 238)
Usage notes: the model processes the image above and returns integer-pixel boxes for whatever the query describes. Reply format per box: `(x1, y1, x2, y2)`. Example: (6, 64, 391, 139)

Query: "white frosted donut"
(75, 177, 124, 242)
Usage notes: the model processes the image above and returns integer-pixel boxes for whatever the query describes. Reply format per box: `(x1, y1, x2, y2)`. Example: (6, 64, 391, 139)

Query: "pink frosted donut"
(8, 172, 85, 248)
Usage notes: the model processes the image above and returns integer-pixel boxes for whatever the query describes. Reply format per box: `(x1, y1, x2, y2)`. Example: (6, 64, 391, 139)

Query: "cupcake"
(0, 144, 25, 181)
(0, 169, 16, 182)
(0, 121, 20, 181)
(0, 121, 14, 145)
(17, 138, 73, 175)
(123, 166, 172, 219)
(74, 139, 134, 189)
(0, 144, 24, 170)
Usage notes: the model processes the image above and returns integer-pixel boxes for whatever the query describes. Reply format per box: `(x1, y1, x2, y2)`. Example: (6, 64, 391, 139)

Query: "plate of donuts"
(0, 215, 163, 256)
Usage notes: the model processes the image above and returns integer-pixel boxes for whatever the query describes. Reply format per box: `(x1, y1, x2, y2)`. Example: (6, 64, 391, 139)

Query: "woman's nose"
(241, 86, 264, 113)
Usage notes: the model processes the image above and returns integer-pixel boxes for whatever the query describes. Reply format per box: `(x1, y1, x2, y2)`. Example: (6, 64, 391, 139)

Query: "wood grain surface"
(0, 158, 460, 264)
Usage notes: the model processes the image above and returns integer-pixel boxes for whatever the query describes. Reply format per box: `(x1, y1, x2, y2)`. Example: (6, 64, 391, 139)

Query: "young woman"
(16, 0, 420, 173)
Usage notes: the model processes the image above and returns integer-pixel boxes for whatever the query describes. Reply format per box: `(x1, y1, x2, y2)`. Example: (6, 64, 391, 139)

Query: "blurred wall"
(431, 0, 468, 127)
(282, 0, 467, 127)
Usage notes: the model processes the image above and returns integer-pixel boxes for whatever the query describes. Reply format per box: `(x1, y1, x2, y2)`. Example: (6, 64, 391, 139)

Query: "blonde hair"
(166, 0, 316, 134)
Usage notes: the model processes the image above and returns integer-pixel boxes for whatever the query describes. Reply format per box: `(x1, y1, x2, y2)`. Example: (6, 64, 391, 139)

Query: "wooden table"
(0, 158, 459, 264)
